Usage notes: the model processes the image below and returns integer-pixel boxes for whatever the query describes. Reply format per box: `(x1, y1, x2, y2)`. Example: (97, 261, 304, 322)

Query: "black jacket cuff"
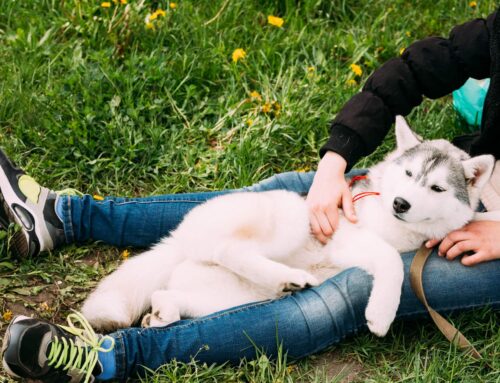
(319, 124, 366, 172)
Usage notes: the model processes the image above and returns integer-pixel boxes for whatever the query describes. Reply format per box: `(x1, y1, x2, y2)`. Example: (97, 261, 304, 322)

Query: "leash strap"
(409, 245, 482, 360)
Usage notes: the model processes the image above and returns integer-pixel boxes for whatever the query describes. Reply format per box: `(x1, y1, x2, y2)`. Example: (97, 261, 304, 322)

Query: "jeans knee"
(245, 171, 315, 194)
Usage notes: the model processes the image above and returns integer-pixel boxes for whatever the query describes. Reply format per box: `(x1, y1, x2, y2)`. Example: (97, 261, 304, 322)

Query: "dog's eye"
(431, 185, 446, 193)
(405, 170, 412, 177)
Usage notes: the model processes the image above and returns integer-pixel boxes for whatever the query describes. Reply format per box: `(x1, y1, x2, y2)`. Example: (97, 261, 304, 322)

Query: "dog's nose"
(393, 197, 411, 214)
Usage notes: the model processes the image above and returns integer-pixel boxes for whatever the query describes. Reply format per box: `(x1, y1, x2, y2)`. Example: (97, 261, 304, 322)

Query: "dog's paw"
(142, 307, 180, 328)
(365, 304, 394, 337)
(81, 292, 134, 331)
(281, 270, 319, 292)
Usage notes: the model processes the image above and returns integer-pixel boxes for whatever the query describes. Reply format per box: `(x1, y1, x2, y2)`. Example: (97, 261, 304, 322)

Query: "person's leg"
(105, 251, 500, 380)
(57, 171, 321, 247)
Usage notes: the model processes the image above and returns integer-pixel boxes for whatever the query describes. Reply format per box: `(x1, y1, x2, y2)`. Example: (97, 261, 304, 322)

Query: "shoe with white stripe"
(0, 148, 65, 257)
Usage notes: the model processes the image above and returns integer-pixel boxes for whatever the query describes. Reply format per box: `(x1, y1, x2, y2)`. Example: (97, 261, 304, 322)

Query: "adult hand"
(425, 220, 500, 266)
(306, 151, 357, 244)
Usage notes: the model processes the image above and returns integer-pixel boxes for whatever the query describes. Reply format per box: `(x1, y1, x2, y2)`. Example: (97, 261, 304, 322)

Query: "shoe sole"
(1, 315, 30, 379)
(0, 150, 41, 257)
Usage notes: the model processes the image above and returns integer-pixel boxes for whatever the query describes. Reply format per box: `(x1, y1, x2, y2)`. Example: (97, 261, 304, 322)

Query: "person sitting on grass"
(2, 7, 500, 383)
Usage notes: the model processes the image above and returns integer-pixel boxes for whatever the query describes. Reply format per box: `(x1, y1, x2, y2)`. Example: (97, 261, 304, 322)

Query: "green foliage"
(0, 0, 498, 382)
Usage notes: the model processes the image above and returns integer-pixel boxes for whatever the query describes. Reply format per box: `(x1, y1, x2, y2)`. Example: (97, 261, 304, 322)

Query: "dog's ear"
(395, 116, 422, 151)
(462, 154, 495, 189)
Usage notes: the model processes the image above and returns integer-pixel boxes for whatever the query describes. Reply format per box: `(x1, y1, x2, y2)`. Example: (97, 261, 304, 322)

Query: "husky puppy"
(82, 117, 494, 337)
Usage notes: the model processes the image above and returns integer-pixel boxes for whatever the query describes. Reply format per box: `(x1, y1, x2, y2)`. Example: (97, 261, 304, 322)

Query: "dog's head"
(379, 116, 494, 238)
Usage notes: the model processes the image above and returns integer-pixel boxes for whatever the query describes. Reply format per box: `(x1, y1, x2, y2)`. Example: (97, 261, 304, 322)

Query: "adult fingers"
(324, 204, 339, 232)
(461, 251, 489, 266)
(437, 230, 471, 256)
(444, 240, 479, 260)
(425, 238, 441, 248)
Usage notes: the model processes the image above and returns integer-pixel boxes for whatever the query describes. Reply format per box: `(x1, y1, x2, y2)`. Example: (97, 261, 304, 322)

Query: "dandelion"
(249, 90, 262, 101)
(120, 0, 127, 3)
(346, 79, 358, 86)
(295, 166, 311, 173)
(246, 119, 254, 126)
(93, 194, 104, 201)
(170, 2, 177, 9)
(122, 249, 130, 260)
(399, 47, 405, 55)
(101, 2, 111, 7)
(2, 310, 13, 322)
(350, 63, 362, 77)
(405, 31, 411, 37)
(40, 302, 50, 311)
(232, 48, 246, 63)
(155, 9, 166, 17)
(267, 15, 284, 28)
(262, 102, 271, 114)
(307, 66, 315, 72)
(146, 22, 155, 30)
(469, 1, 477, 8)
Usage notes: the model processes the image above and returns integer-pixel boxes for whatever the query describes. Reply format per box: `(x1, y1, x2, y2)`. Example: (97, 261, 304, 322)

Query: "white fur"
(82, 116, 494, 337)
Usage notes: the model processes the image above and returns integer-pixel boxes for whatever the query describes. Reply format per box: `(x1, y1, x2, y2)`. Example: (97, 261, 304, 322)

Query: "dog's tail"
(81, 238, 185, 331)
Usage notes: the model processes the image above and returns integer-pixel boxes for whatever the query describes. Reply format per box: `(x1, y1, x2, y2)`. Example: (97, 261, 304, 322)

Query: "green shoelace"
(46, 310, 115, 383)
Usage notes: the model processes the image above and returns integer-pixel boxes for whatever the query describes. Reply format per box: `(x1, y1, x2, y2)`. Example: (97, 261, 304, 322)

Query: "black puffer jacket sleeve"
(320, 10, 497, 171)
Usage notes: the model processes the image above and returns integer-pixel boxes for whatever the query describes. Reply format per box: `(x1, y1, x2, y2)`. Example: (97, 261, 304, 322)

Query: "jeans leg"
(57, 171, 323, 247)
(108, 251, 500, 380)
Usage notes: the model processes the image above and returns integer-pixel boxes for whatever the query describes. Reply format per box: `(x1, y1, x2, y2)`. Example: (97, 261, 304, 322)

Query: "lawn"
(0, 0, 499, 382)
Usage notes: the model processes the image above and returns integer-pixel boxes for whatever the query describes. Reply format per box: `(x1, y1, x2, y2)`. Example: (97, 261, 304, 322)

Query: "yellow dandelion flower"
(469, 1, 477, 8)
(249, 90, 262, 100)
(307, 66, 315, 72)
(146, 22, 155, 30)
(399, 47, 405, 55)
(2, 310, 13, 322)
(120, 0, 127, 4)
(350, 63, 362, 77)
(405, 31, 411, 37)
(155, 9, 166, 17)
(101, 2, 111, 7)
(93, 194, 104, 201)
(267, 15, 284, 28)
(149, 13, 158, 21)
(262, 102, 271, 114)
(346, 79, 358, 86)
(232, 48, 246, 63)
(272, 101, 281, 113)
(170, 2, 177, 9)
(295, 166, 311, 173)
(122, 249, 130, 260)
(40, 302, 50, 311)
(246, 119, 254, 126)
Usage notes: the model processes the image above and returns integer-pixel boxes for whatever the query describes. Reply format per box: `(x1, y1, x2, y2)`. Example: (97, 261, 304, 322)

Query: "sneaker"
(0, 148, 65, 257)
(2, 311, 114, 383)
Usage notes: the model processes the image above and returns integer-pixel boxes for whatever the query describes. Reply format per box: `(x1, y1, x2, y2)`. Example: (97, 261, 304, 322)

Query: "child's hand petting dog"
(307, 152, 357, 244)
(426, 221, 500, 266)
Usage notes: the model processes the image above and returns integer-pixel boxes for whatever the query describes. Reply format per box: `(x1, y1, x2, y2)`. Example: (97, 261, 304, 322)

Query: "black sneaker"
(1, 311, 114, 383)
(0, 148, 65, 257)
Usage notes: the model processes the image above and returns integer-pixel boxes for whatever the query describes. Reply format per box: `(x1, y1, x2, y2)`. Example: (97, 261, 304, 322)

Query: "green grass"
(0, 0, 499, 382)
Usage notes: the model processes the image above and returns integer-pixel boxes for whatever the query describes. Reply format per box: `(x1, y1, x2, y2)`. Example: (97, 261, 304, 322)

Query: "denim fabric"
(55, 171, 500, 380)
(110, 253, 500, 380)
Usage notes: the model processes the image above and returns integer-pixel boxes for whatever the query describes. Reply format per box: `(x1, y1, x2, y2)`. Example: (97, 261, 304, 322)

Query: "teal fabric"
(452, 78, 490, 127)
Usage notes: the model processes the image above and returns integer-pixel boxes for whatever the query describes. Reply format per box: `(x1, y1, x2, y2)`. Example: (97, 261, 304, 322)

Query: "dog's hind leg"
(213, 240, 319, 294)
(82, 239, 183, 331)
(142, 289, 240, 328)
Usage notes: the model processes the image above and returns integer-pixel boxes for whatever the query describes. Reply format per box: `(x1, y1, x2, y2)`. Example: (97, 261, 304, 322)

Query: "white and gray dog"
(82, 116, 494, 337)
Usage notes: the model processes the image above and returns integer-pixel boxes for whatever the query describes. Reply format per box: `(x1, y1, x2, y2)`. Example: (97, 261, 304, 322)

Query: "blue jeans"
(57, 171, 500, 381)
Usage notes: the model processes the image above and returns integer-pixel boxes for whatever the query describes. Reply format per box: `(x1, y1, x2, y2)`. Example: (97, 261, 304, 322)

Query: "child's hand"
(306, 152, 357, 244)
(425, 221, 500, 266)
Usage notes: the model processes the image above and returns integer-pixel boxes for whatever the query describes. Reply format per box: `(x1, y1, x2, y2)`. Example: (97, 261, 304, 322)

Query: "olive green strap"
(409, 245, 482, 359)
